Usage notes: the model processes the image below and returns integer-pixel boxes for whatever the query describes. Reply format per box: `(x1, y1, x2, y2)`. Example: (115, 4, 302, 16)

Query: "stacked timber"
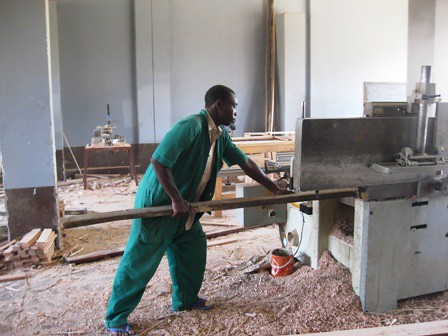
(0, 240, 16, 270)
(0, 229, 57, 269)
(31, 229, 57, 263)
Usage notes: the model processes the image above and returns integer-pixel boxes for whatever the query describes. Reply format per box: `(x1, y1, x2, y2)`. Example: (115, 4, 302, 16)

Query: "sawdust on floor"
(0, 177, 447, 335)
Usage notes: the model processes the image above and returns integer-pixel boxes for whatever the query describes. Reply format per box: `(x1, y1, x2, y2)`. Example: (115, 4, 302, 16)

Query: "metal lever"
(422, 94, 441, 100)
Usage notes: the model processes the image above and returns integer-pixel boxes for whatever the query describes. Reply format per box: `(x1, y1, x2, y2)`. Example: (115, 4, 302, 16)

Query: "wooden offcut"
(207, 238, 239, 248)
(0, 239, 17, 252)
(65, 247, 125, 264)
(0, 272, 27, 283)
(205, 223, 273, 239)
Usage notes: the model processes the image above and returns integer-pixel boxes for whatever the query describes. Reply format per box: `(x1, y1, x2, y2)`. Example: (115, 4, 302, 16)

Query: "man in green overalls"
(105, 85, 291, 335)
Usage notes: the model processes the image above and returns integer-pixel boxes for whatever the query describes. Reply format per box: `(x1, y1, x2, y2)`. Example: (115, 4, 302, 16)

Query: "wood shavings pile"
(330, 203, 354, 245)
(2, 226, 448, 335)
(1, 179, 447, 335)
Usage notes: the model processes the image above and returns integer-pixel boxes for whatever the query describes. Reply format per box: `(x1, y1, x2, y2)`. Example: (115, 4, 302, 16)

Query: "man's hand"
(151, 158, 193, 217)
(172, 198, 192, 217)
(239, 158, 294, 195)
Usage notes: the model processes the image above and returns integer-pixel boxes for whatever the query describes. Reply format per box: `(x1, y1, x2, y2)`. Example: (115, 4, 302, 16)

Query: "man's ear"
(215, 100, 223, 109)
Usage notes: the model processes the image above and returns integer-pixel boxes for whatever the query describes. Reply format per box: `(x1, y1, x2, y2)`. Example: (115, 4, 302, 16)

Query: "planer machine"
(279, 65, 448, 312)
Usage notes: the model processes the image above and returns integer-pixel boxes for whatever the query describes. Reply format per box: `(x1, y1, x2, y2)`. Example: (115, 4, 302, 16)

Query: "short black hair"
(204, 85, 235, 108)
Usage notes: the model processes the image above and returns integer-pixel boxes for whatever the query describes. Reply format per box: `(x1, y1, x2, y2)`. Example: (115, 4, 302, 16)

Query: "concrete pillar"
(0, 0, 59, 239)
(49, 0, 65, 181)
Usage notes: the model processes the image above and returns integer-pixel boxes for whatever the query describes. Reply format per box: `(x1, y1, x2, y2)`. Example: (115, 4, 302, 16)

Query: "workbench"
(83, 142, 138, 189)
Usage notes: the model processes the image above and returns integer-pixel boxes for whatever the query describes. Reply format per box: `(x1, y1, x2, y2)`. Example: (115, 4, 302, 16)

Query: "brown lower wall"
(5, 186, 59, 240)
(59, 143, 158, 179)
(55, 149, 65, 181)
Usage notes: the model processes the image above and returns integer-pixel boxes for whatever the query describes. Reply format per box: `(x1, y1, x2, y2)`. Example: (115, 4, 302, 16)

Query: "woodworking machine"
(280, 66, 448, 312)
(91, 104, 125, 146)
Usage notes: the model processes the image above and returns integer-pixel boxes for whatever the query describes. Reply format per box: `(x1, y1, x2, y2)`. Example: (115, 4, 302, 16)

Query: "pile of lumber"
(0, 229, 57, 269)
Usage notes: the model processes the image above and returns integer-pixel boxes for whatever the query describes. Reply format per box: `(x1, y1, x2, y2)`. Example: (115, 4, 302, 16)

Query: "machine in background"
(91, 104, 125, 146)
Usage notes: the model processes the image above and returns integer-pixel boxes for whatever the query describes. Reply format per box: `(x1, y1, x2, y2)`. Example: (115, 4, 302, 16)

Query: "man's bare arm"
(150, 158, 192, 216)
(238, 158, 292, 195)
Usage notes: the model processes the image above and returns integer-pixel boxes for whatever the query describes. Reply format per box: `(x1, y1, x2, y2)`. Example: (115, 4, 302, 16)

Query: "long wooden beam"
(61, 188, 357, 229)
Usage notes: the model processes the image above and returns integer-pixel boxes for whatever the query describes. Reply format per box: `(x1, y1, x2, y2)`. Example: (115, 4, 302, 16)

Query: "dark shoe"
(105, 323, 137, 335)
(190, 298, 213, 310)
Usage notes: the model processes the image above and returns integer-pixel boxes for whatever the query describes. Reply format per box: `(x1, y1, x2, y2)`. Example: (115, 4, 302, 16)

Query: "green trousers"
(104, 216, 207, 328)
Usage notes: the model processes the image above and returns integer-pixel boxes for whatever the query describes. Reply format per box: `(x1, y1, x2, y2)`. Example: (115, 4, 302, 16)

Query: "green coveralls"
(105, 110, 248, 328)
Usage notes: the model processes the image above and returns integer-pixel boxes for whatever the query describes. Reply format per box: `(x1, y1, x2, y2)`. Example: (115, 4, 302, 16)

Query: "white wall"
(407, 0, 448, 101)
(169, 0, 304, 135)
(57, 0, 136, 146)
(55, 0, 447, 145)
(57, 0, 302, 142)
(134, 0, 172, 144)
(169, 0, 266, 135)
(275, 0, 306, 14)
(310, 0, 408, 118)
(434, 0, 448, 101)
(407, 0, 435, 96)
(276, 13, 307, 131)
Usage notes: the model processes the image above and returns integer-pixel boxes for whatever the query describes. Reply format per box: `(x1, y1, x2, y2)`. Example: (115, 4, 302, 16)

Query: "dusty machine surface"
(282, 66, 448, 312)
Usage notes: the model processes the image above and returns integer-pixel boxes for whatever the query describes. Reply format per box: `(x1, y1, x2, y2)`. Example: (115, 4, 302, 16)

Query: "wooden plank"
(200, 222, 238, 227)
(65, 247, 125, 264)
(0, 239, 17, 252)
(294, 319, 448, 336)
(18, 229, 41, 247)
(61, 188, 357, 229)
(3, 245, 14, 257)
(233, 140, 294, 154)
(243, 131, 295, 137)
(222, 192, 236, 199)
(38, 232, 57, 248)
(74, 173, 121, 179)
(212, 176, 223, 218)
(207, 238, 238, 248)
(231, 135, 277, 141)
(205, 223, 272, 239)
(57, 177, 97, 186)
(36, 229, 53, 245)
(0, 272, 27, 283)
(64, 208, 88, 215)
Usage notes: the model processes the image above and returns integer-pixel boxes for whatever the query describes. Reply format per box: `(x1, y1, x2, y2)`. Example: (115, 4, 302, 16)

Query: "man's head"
(204, 85, 238, 128)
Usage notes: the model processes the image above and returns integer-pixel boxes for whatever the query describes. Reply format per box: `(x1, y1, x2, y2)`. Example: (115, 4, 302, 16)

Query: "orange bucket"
(270, 248, 294, 277)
